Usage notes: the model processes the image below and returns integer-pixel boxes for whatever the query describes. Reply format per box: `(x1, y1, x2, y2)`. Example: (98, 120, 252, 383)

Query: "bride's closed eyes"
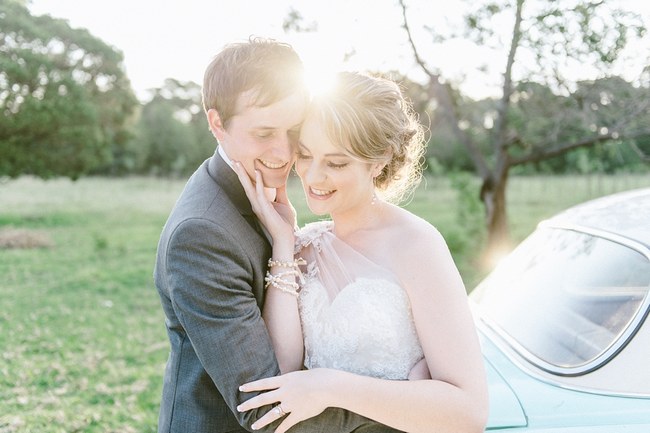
(327, 161, 349, 169)
(296, 146, 350, 169)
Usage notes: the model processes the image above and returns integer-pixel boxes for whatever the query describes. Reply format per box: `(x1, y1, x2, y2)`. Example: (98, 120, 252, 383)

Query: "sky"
(28, 0, 650, 102)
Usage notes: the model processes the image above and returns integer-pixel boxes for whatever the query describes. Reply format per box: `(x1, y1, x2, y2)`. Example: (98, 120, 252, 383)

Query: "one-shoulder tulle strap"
(294, 220, 333, 253)
(295, 221, 400, 303)
(295, 221, 424, 379)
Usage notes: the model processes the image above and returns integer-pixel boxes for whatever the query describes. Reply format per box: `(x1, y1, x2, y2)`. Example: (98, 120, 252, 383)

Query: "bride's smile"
(308, 186, 336, 198)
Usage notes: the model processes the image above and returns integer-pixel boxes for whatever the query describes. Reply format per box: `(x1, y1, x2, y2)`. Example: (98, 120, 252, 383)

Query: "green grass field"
(0, 173, 648, 432)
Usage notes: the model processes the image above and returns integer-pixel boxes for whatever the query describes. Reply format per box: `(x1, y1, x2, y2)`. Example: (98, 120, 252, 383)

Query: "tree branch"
(399, 0, 491, 179)
(492, 0, 524, 148)
(510, 129, 650, 165)
(630, 140, 650, 162)
(399, 0, 437, 81)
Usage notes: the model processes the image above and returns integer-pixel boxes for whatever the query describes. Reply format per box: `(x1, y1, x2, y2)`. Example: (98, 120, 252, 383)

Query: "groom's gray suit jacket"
(154, 151, 401, 433)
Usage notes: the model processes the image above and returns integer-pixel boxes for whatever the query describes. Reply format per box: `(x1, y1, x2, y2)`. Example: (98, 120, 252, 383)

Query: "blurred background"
(1, 0, 649, 431)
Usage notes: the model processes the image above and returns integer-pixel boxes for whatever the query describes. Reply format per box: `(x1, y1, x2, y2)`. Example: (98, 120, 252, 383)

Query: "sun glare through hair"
(304, 64, 337, 97)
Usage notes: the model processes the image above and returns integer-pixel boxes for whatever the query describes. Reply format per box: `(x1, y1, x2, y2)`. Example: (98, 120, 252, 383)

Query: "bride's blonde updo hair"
(307, 71, 426, 203)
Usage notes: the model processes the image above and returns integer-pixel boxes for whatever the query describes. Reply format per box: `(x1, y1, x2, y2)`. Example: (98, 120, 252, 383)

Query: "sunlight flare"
(304, 64, 337, 97)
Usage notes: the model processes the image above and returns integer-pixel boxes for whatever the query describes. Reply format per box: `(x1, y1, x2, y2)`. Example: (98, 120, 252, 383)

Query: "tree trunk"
(480, 168, 511, 269)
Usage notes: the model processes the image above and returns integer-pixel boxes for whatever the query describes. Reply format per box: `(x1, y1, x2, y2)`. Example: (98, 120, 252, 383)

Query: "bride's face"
(295, 115, 378, 217)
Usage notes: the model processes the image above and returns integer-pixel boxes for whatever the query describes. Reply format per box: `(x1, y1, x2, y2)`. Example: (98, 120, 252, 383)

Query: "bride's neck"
(331, 200, 384, 241)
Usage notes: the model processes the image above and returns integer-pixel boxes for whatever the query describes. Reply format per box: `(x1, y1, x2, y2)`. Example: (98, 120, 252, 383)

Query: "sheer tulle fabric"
(295, 221, 424, 380)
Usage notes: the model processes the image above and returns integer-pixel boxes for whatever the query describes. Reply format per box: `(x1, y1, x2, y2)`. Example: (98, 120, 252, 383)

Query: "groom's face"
(210, 89, 306, 189)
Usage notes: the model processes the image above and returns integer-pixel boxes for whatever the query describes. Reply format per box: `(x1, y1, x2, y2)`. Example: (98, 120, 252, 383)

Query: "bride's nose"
(303, 161, 326, 184)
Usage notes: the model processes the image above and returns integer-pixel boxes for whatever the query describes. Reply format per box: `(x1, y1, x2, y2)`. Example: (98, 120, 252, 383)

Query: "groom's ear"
(207, 109, 226, 141)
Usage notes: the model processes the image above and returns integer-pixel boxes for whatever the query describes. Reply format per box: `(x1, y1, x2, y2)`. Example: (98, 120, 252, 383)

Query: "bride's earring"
(370, 164, 385, 206)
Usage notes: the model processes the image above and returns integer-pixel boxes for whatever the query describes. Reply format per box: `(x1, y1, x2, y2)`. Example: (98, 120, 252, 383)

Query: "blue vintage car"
(471, 187, 650, 431)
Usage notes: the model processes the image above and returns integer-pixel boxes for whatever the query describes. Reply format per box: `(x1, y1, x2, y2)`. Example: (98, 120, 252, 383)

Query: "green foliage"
(448, 171, 485, 251)
(0, 1, 138, 179)
(390, 68, 650, 176)
(138, 100, 194, 176)
(418, 74, 650, 175)
(135, 79, 216, 176)
(501, 76, 650, 173)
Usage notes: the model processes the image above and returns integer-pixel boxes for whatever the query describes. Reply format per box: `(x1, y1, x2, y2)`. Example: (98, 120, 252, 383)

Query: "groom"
(154, 37, 399, 433)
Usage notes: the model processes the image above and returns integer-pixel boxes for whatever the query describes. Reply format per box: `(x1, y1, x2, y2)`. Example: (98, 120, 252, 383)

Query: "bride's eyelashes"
(296, 153, 349, 169)
(327, 161, 348, 169)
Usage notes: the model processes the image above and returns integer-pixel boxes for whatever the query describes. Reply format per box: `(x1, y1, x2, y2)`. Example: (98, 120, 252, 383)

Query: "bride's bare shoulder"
(386, 207, 464, 295)
(386, 205, 446, 248)
(385, 206, 456, 271)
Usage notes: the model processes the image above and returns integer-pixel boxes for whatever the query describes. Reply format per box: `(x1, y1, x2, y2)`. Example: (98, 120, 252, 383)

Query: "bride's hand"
(237, 369, 335, 433)
(233, 162, 296, 244)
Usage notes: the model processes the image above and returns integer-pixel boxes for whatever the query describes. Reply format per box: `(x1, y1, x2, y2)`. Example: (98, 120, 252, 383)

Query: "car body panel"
(482, 351, 527, 429)
(480, 323, 650, 431)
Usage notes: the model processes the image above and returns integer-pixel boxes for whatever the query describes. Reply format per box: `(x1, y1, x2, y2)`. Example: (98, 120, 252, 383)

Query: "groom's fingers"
(275, 184, 289, 204)
(233, 162, 256, 201)
(233, 162, 271, 217)
(254, 170, 267, 202)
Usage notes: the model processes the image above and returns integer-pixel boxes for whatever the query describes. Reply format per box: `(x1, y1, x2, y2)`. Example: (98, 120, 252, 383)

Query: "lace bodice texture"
(295, 221, 424, 380)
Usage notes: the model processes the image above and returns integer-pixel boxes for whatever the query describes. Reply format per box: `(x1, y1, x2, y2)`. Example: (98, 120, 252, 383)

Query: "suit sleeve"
(166, 217, 280, 431)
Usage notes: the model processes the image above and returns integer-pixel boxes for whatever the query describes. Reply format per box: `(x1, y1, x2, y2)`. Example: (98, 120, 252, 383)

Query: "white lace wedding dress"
(295, 221, 424, 380)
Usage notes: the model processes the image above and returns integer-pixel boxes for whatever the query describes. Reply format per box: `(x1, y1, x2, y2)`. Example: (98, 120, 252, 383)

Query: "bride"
(232, 71, 488, 433)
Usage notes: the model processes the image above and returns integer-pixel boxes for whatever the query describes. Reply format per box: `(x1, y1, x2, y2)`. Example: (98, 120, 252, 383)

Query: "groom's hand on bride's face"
(269, 184, 297, 231)
(233, 161, 296, 241)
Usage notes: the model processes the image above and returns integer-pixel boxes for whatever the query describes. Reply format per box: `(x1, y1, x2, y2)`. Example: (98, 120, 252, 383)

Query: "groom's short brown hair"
(202, 36, 306, 129)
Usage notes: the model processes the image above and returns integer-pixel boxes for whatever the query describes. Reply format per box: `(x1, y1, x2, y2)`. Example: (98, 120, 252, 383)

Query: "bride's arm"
(407, 358, 431, 380)
(262, 236, 304, 373)
(238, 226, 489, 433)
(321, 227, 489, 432)
(233, 163, 304, 373)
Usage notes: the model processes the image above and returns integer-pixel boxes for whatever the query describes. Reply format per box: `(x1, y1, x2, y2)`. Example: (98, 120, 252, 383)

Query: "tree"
(399, 0, 649, 264)
(136, 79, 215, 176)
(0, 0, 138, 179)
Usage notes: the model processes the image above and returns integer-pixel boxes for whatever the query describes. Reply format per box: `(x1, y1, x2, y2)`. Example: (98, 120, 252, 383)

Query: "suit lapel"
(208, 151, 272, 245)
